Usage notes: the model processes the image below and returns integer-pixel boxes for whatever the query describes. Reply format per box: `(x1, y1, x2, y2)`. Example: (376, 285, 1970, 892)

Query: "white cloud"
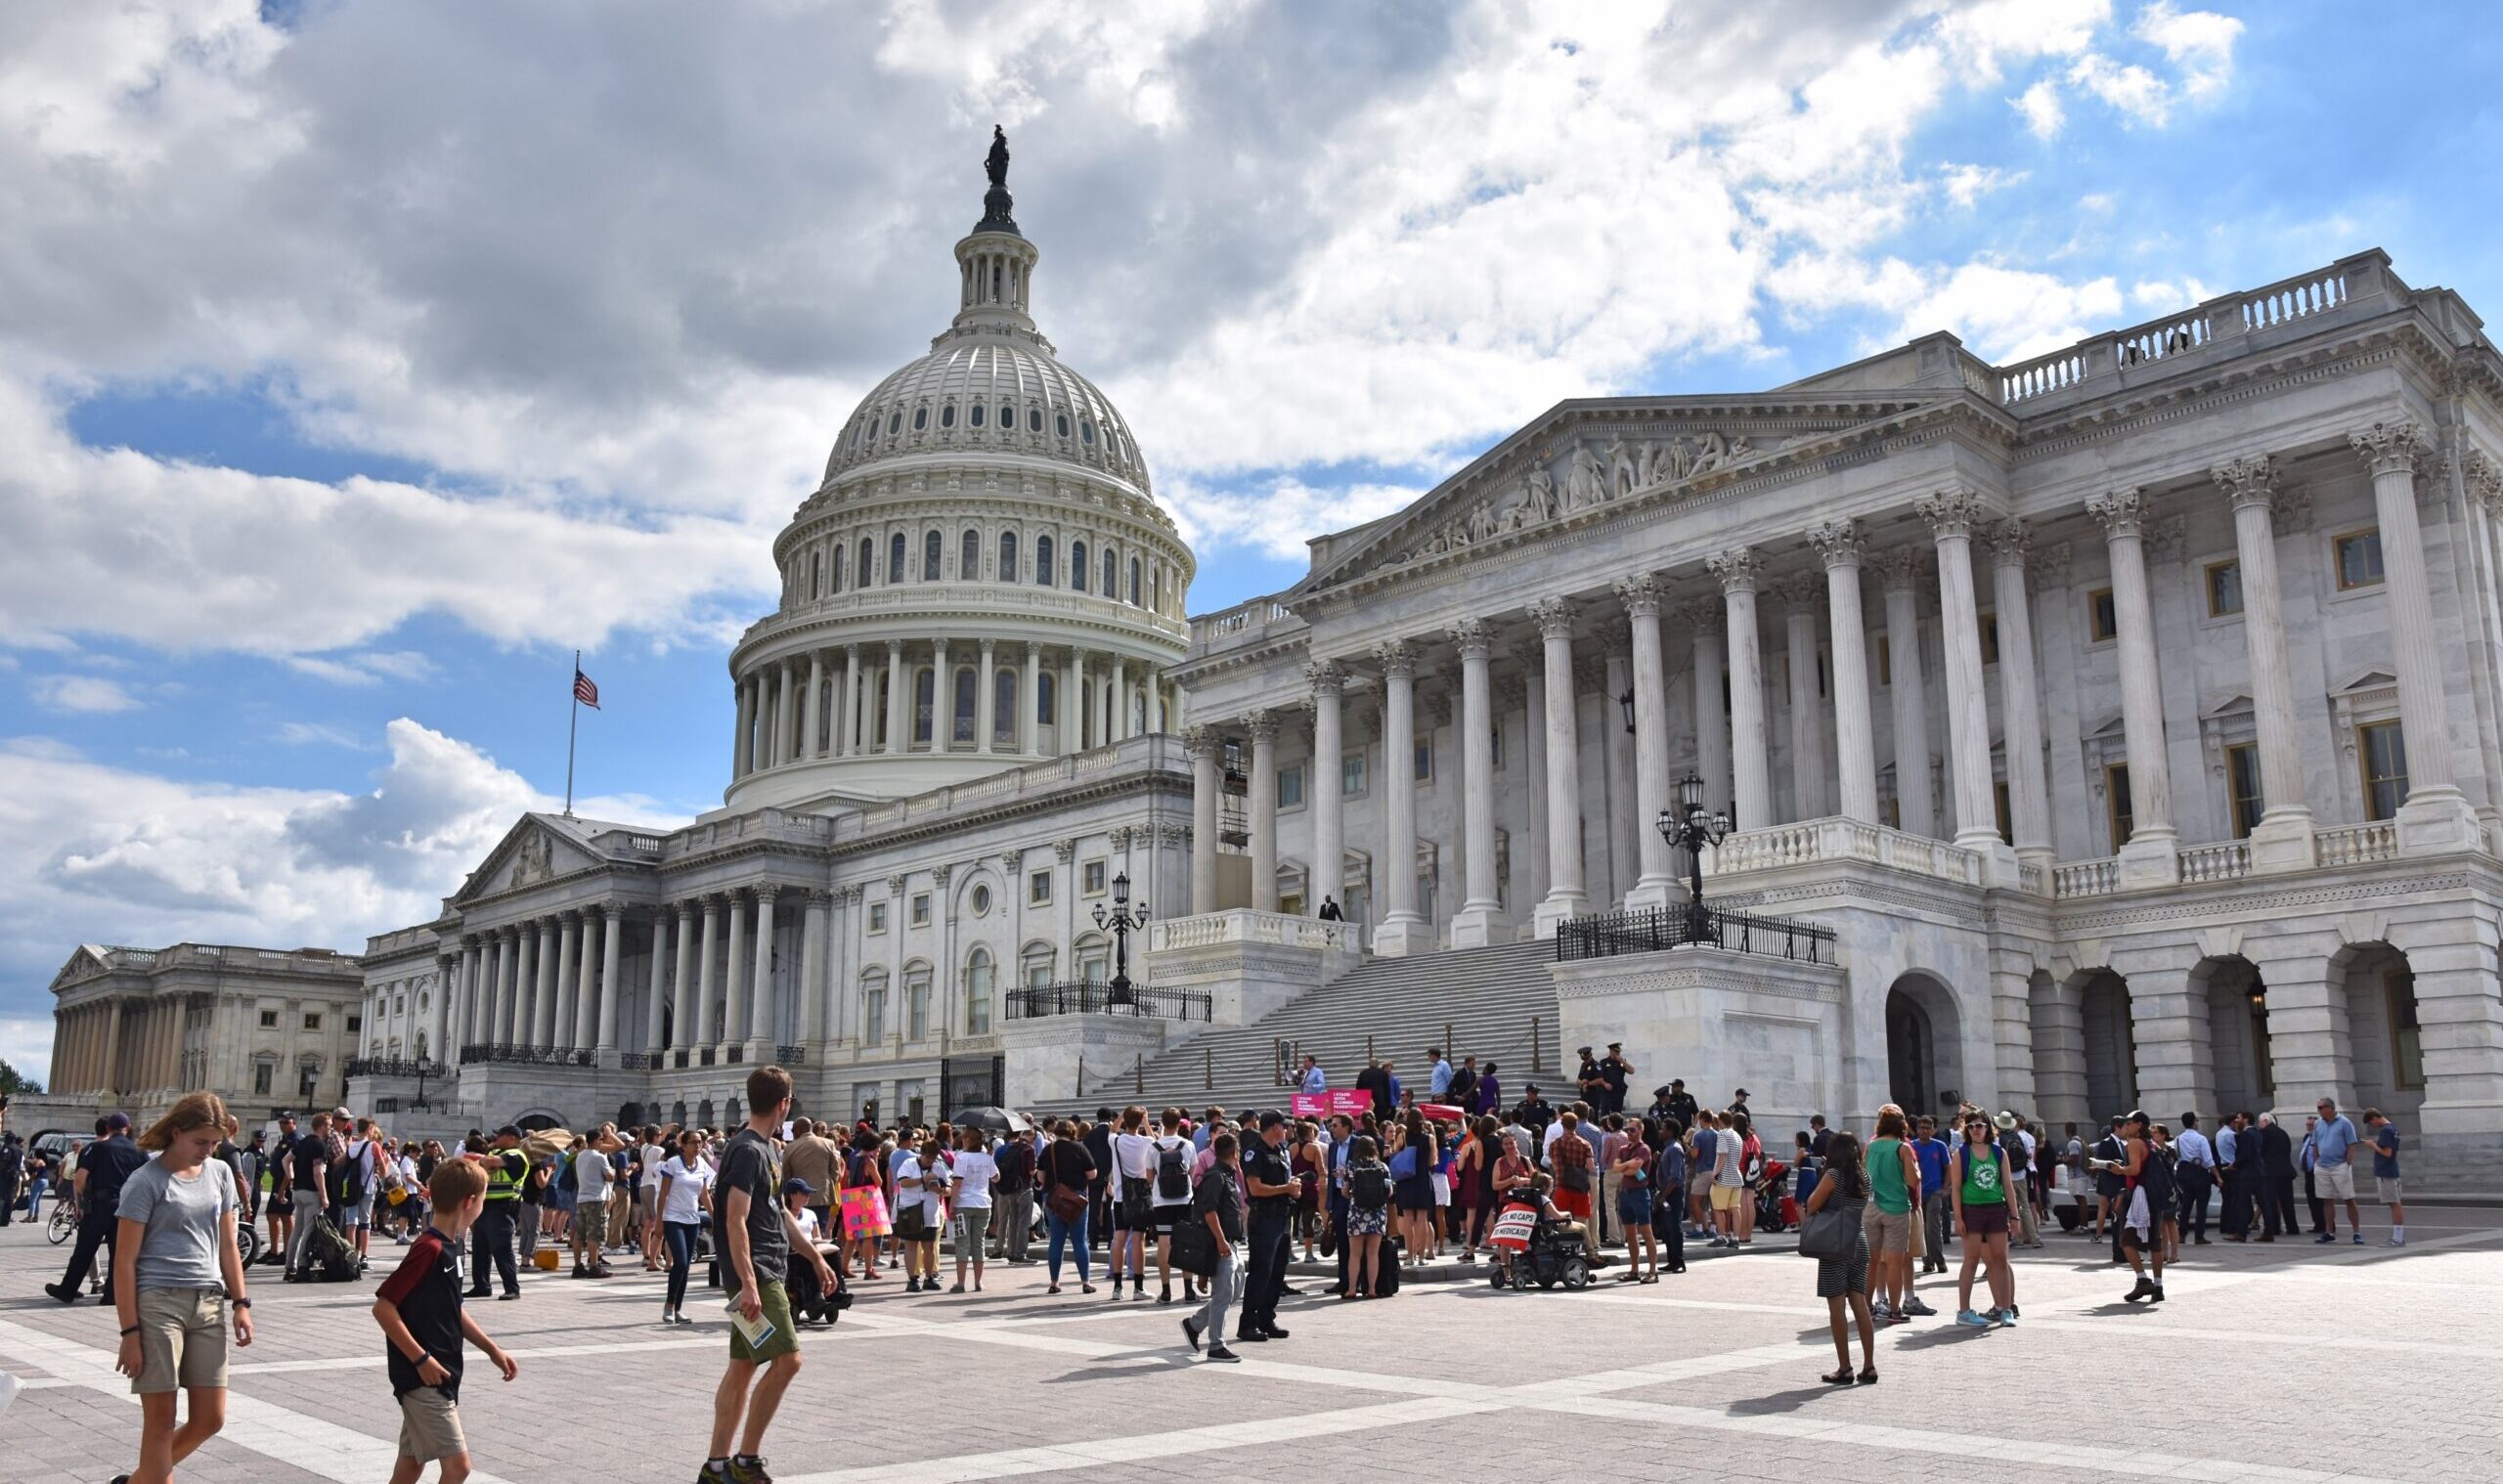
(2068, 53, 2173, 127)
(2131, 1, 2241, 100)
(1939, 163, 2028, 207)
(1164, 476, 1426, 564)
(0, 1016, 54, 1089)
(30, 675, 141, 714)
(0, 720, 685, 1025)
(1884, 262, 2126, 361)
(274, 720, 368, 749)
(2011, 79, 2067, 139)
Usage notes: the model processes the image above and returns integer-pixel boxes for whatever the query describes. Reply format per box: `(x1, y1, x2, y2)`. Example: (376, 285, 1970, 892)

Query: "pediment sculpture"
(511, 828, 554, 888)
(1387, 429, 1765, 569)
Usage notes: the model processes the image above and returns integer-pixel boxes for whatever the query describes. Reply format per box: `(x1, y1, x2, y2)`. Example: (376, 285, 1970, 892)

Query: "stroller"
(1486, 1188, 1595, 1290)
(1753, 1157, 1793, 1233)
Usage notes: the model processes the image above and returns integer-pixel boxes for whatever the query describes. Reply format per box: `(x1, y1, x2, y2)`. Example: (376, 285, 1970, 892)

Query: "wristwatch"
(232, 1297, 251, 1309)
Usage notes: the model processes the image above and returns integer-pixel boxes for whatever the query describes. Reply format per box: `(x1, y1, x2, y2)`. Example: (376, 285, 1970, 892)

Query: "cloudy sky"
(3, 0, 2497, 1078)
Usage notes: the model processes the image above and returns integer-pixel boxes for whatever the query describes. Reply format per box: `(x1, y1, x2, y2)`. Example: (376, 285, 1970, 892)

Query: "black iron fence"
(773, 1044, 809, 1066)
(458, 1043, 595, 1068)
(618, 1051, 664, 1071)
(344, 1058, 447, 1080)
(1554, 904, 1837, 966)
(1003, 981, 1212, 1022)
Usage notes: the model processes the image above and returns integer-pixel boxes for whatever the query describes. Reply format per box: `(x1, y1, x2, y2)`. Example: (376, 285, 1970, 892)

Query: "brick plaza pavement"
(2, 1204, 2498, 1484)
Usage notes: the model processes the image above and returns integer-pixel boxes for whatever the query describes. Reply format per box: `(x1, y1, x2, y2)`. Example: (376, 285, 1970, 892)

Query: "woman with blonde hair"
(113, 1092, 253, 1484)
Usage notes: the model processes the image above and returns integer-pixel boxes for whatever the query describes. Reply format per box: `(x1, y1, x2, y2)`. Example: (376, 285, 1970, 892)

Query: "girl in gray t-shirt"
(113, 1092, 253, 1482)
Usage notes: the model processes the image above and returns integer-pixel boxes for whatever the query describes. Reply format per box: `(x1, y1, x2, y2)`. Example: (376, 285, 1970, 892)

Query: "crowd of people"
(12, 1051, 2424, 1484)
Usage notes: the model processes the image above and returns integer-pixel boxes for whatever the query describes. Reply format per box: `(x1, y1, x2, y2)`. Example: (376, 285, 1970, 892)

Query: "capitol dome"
(722, 130, 1193, 815)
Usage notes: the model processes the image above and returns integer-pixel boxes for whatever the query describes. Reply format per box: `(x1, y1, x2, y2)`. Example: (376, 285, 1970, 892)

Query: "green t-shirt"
(1867, 1137, 1911, 1214)
(1956, 1142, 2006, 1206)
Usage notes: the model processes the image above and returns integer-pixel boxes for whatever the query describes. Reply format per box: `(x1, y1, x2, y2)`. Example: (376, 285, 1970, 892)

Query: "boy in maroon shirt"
(373, 1158, 517, 1484)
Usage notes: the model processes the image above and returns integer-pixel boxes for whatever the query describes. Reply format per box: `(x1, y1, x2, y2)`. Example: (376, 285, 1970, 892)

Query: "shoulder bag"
(1796, 1189, 1857, 1259)
(1043, 1147, 1088, 1224)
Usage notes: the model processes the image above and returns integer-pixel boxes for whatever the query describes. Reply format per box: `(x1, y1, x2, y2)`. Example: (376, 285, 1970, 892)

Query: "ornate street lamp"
(1617, 686, 1638, 735)
(1092, 870, 1151, 1007)
(1655, 772, 1733, 942)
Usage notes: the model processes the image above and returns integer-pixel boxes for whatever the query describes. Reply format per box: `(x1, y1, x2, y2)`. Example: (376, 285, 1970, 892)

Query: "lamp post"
(1654, 772, 1733, 943)
(1092, 870, 1150, 1007)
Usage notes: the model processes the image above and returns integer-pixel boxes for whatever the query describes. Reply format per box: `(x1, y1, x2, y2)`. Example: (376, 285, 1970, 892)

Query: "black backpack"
(331, 1140, 371, 1204)
(1156, 1139, 1191, 1201)
(1350, 1160, 1390, 1211)
(2137, 1146, 2177, 1208)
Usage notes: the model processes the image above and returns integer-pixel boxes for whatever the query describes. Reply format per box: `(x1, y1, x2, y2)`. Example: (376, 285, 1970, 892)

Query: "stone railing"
(1190, 596, 1303, 649)
(345, 1058, 448, 1080)
(1702, 817, 1985, 887)
(2317, 819, 2399, 866)
(458, 1044, 593, 1069)
(2050, 857, 2121, 899)
(2176, 840, 2251, 884)
(1145, 909, 1360, 955)
(1996, 251, 2389, 408)
(835, 733, 1186, 840)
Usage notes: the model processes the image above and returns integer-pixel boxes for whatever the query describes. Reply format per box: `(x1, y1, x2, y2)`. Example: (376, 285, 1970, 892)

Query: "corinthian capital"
(1446, 616, 1494, 657)
(2349, 418, 2431, 478)
(1673, 597, 1721, 633)
(1704, 547, 1758, 594)
(1527, 596, 1577, 639)
(1806, 518, 1862, 568)
(1874, 547, 1926, 593)
(2210, 454, 2277, 511)
(1180, 723, 1219, 760)
(1245, 707, 1280, 743)
(1302, 657, 1346, 696)
(2086, 487, 2149, 539)
(1984, 517, 2031, 570)
(1773, 571, 1822, 610)
(1914, 488, 1990, 540)
(1609, 574, 1662, 619)
(1373, 638, 1416, 678)
(2463, 448, 2503, 511)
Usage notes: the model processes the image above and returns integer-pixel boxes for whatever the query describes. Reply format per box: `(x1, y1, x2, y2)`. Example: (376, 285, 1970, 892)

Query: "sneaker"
(1954, 1308, 1991, 1328)
(727, 1457, 774, 1484)
(2315, 1233, 2337, 1244)
(2352, 1233, 2365, 1244)
(1261, 1325, 1290, 1339)
(1902, 1297, 1937, 1317)
(1204, 1344, 1242, 1362)
(1870, 1299, 1895, 1321)
(1181, 1316, 1204, 1353)
(698, 1465, 732, 1484)
(2149, 1286, 2164, 1303)
(2388, 1236, 2406, 1246)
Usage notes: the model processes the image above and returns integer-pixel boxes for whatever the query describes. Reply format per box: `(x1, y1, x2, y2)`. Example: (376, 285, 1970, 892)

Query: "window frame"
(1082, 860, 1108, 896)
(2104, 763, 2134, 851)
(2333, 528, 2386, 592)
(2358, 720, 2408, 821)
(2204, 557, 2244, 619)
(1341, 749, 1369, 799)
(1029, 870, 1052, 906)
(2087, 587, 2119, 644)
(2225, 741, 2263, 839)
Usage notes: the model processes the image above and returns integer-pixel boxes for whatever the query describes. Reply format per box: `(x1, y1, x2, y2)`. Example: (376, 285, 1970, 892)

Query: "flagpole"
(564, 647, 580, 818)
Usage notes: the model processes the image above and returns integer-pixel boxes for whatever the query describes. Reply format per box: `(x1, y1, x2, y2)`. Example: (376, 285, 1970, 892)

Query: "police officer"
(1236, 1111, 1296, 1344)
(466, 1124, 529, 1300)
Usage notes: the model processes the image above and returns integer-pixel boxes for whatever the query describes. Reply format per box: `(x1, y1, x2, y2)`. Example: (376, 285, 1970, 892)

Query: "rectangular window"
(298, 1066, 318, 1100)
(1029, 870, 1052, 905)
(867, 901, 888, 934)
(863, 987, 886, 1044)
(2335, 530, 2386, 590)
(2105, 764, 2134, 850)
(906, 973, 930, 1039)
(1083, 860, 1107, 895)
(2088, 588, 2118, 643)
(2205, 558, 2244, 617)
(1490, 723, 1504, 769)
(2359, 720, 2408, 820)
(1880, 795, 1900, 829)
(900, 1080, 926, 1125)
(2226, 742, 2263, 838)
(2388, 972, 2424, 1091)
(1278, 764, 1305, 809)
(302, 1013, 322, 1032)
(346, 1016, 361, 1034)
(1978, 613, 2000, 666)
(259, 1010, 279, 1029)
(1876, 634, 1891, 687)
(252, 1064, 272, 1095)
(1413, 736, 1433, 783)
(1341, 750, 1368, 798)
(911, 894, 931, 926)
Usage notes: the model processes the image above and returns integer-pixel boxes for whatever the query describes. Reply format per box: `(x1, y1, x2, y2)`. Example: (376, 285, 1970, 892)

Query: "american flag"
(573, 669, 600, 709)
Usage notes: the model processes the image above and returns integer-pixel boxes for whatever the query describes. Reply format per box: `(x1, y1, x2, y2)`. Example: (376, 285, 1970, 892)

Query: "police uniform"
(1239, 1132, 1295, 1340)
(467, 1146, 528, 1298)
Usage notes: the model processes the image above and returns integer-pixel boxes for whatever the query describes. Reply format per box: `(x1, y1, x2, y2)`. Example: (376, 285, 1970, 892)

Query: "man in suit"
(2090, 1117, 2129, 1264)
(2233, 1112, 2268, 1243)
(2218, 1113, 2251, 1240)
(1354, 1060, 1391, 1118)
(2258, 1113, 2300, 1239)
(1082, 1110, 1115, 1251)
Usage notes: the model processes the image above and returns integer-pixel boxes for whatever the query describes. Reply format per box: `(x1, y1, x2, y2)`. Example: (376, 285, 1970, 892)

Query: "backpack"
(1998, 1131, 2030, 1174)
(331, 1139, 371, 1204)
(1350, 1160, 1390, 1211)
(1156, 1139, 1191, 1201)
(2136, 1146, 2177, 1208)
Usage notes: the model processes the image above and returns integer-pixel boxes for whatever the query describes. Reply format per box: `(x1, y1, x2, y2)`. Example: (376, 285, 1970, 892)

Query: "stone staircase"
(1072, 939, 1564, 1113)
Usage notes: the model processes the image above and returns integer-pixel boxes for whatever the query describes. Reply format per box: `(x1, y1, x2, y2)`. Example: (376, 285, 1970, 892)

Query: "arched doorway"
(2079, 971, 2138, 1120)
(1885, 973, 1965, 1121)
(2196, 957, 2270, 1116)
(2337, 942, 2424, 1118)
(513, 1110, 562, 1133)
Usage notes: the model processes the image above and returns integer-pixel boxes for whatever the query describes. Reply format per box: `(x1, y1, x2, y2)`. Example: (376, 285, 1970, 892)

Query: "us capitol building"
(34, 138, 2503, 1187)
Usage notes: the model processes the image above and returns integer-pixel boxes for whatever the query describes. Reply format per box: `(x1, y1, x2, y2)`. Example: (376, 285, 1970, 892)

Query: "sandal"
(1858, 1369, 1879, 1384)
(1080, 1283, 1097, 1294)
(1047, 1284, 1061, 1294)
(1822, 1368, 1857, 1386)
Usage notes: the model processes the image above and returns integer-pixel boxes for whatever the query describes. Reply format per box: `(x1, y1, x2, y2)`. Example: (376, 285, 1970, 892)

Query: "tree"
(0, 1060, 43, 1097)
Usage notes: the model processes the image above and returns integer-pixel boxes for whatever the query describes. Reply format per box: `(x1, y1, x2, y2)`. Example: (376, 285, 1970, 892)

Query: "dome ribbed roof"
(822, 334, 1151, 495)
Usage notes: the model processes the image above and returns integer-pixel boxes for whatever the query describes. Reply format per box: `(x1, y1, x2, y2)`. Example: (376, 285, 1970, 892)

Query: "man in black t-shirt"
(1599, 1044, 1632, 1115)
(285, 1113, 332, 1281)
(47, 1113, 147, 1304)
(375, 1157, 517, 1478)
(704, 1066, 834, 1484)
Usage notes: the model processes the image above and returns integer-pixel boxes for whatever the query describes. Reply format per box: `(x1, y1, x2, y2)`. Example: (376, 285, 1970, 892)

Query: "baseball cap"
(781, 1176, 814, 1197)
(1669, 1078, 1685, 1088)
(276, 1109, 297, 1121)
(495, 1123, 522, 1139)
(104, 1112, 130, 1131)
(333, 1106, 353, 1120)
(1257, 1110, 1287, 1130)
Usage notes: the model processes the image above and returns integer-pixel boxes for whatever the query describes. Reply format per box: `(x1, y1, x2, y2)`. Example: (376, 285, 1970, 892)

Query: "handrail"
(1554, 904, 1836, 966)
(1003, 981, 1212, 1022)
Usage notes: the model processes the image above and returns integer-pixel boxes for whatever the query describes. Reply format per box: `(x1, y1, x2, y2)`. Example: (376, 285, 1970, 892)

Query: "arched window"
(1055, 413, 1071, 439)
(913, 668, 935, 744)
(961, 528, 981, 579)
(858, 538, 873, 587)
(1071, 540, 1088, 592)
(953, 668, 977, 744)
(998, 530, 1018, 582)
(999, 403, 1014, 431)
(808, 549, 820, 599)
(912, 407, 927, 430)
(993, 669, 1017, 744)
(1103, 547, 1118, 597)
(831, 543, 847, 593)
(1129, 555, 1142, 605)
(1020, 941, 1054, 989)
(888, 532, 905, 583)
(939, 403, 955, 428)
(1036, 671, 1056, 725)
(965, 948, 993, 1034)
(1035, 535, 1055, 586)
(922, 530, 942, 581)
(969, 402, 985, 428)
(887, 412, 900, 435)
(1080, 419, 1095, 446)
(860, 970, 889, 1044)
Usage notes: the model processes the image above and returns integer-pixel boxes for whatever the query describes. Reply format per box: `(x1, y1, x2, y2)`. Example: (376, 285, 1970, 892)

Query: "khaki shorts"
(397, 1385, 468, 1462)
(2316, 1163, 2357, 1201)
(1864, 1206, 1915, 1253)
(2377, 1176, 2403, 1204)
(576, 1201, 608, 1245)
(729, 1280, 799, 1364)
(133, 1288, 229, 1395)
(1709, 1183, 1744, 1212)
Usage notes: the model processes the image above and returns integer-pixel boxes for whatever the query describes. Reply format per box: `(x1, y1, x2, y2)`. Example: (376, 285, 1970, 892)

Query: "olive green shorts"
(728, 1279, 798, 1364)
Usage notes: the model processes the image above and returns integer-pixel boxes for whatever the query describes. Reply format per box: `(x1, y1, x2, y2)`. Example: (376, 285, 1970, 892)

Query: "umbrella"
(953, 1107, 1033, 1136)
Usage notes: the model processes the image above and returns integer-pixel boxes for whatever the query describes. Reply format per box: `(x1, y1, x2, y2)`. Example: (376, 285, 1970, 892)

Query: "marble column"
(840, 643, 863, 758)
(801, 890, 830, 1046)
(693, 896, 722, 1054)
(1987, 519, 2053, 869)
(494, 929, 519, 1047)
(1113, 657, 1131, 741)
(1071, 649, 1088, 749)
(732, 676, 754, 778)
(552, 910, 582, 1050)
(531, 918, 559, 1049)
(884, 639, 907, 754)
(1375, 639, 1428, 954)
(1023, 645, 1042, 754)
(2085, 488, 2181, 886)
(770, 661, 793, 766)
(934, 638, 952, 748)
(1445, 620, 1505, 942)
(1611, 582, 1677, 908)
(1530, 599, 1590, 934)
(1515, 644, 1549, 911)
(642, 908, 671, 1054)
(452, 938, 479, 1060)
(1809, 521, 1879, 825)
(721, 889, 750, 1058)
(1146, 664, 1165, 732)
(2210, 456, 2315, 869)
(1306, 660, 1345, 921)
(749, 887, 777, 1052)
(1677, 599, 1729, 821)
(2350, 419, 2481, 851)
(1779, 573, 1826, 820)
(976, 638, 998, 753)
(1707, 549, 1772, 831)
(803, 651, 825, 761)
(1877, 551, 1937, 838)
(574, 907, 601, 1051)
(593, 904, 622, 1059)
(1248, 709, 1280, 911)
(1919, 490, 2019, 880)
(1186, 724, 1220, 914)
(671, 903, 698, 1053)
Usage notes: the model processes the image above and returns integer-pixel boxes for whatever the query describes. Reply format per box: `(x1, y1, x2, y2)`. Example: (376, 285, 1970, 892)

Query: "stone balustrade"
(1147, 908, 1359, 955)
(2176, 840, 2252, 884)
(1701, 816, 1987, 887)
(2317, 819, 2399, 866)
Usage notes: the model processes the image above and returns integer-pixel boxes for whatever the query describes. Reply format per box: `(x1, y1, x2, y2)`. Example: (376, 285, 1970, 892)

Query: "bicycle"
(47, 1199, 75, 1245)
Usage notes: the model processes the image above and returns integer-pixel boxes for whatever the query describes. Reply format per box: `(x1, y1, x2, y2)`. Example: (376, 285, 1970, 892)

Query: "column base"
(2246, 807, 2318, 874)
(595, 1047, 622, 1071)
(1621, 877, 1677, 914)
(2396, 787, 2483, 856)
(1532, 891, 1592, 938)
(1446, 904, 1504, 949)
(2115, 830, 2181, 889)
(1372, 915, 1433, 958)
(1954, 830, 2024, 889)
(745, 1038, 776, 1067)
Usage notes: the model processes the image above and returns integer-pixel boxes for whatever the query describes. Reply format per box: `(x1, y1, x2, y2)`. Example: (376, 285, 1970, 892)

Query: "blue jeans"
(663, 1220, 701, 1313)
(1046, 1206, 1089, 1285)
